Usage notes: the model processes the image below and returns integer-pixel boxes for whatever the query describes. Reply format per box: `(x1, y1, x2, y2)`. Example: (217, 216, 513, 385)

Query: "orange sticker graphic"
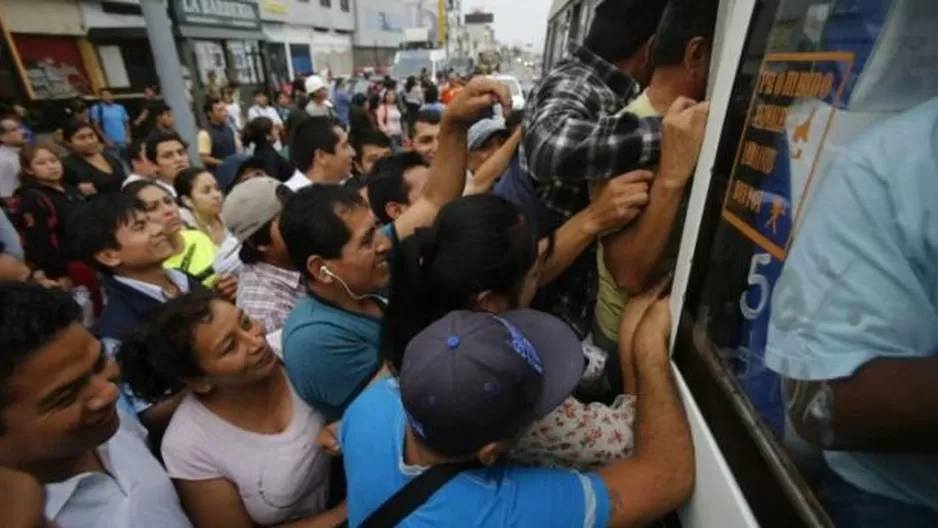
(720, 51, 854, 261)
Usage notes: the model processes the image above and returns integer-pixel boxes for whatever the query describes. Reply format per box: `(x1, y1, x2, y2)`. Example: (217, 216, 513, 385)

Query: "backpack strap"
(357, 460, 480, 528)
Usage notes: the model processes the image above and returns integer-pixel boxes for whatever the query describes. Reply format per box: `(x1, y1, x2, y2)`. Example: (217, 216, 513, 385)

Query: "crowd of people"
(0, 0, 722, 526)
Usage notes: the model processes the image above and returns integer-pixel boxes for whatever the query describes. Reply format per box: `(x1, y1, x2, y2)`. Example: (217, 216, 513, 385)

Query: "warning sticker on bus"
(720, 51, 853, 261)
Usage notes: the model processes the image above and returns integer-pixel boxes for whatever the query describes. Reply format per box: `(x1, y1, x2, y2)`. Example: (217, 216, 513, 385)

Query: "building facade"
(259, 0, 355, 81)
(353, 0, 406, 69)
(464, 10, 496, 59)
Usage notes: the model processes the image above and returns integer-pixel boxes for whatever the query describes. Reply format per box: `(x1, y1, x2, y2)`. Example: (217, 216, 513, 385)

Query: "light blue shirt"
(340, 378, 611, 527)
(92, 102, 130, 145)
(765, 97, 938, 511)
(44, 410, 192, 527)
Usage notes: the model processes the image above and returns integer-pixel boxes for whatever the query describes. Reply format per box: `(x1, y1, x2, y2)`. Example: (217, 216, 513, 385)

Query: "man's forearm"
(598, 333, 694, 526)
(603, 176, 684, 294)
(425, 119, 469, 207)
(788, 356, 938, 452)
(538, 209, 597, 286)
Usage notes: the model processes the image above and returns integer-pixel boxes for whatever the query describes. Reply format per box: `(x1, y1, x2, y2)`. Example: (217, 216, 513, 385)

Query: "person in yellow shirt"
(124, 180, 238, 299)
(590, 0, 717, 393)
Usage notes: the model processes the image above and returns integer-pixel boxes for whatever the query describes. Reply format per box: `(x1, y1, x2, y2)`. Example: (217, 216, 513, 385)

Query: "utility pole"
(140, 0, 200, 164)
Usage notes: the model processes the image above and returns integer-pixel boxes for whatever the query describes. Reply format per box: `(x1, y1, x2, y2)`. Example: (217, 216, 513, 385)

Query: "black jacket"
(14, 182, 85, 279)
(94, 272, 206, 342)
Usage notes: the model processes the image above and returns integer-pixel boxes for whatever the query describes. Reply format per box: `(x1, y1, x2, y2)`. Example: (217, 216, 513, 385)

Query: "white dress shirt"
(44, 411, 192, 527)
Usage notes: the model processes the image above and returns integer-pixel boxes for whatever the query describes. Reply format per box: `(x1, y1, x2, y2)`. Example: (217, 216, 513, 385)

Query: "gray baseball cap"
(467, 118, 509, 151)
(399, 309, 585, 456)
(221, 176, 287, 242)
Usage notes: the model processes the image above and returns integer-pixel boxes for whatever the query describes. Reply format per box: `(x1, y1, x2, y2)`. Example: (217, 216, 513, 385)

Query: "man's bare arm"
(787, 357, 938, 453)
(602, 175, 685, 293)
(598, 300, 694, 527)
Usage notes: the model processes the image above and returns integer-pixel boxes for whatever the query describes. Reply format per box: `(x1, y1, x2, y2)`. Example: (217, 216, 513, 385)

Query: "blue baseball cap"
(399, 310, 585, 456)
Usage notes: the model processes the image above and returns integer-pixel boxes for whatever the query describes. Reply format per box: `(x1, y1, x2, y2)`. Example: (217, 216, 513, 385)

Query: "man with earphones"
(279, 77, 513, 422)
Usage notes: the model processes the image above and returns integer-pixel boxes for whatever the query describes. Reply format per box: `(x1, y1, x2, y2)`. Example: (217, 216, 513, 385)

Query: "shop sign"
(262, 0, 288, 16)
(172, 0, 262, 30)
(720, 51, 853, 261)
(11, 34, 93, 100)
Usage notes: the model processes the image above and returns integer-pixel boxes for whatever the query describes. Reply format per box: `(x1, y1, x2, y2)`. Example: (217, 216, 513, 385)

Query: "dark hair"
(289, 116, 340, 173)
(238, 218, 275, 264)
(0, 283, 82, 433)
(415, 109, 441, 126)
(367, 93, 381, 112)
(278, 185, 367, 277)
(203, 97, 223, 116)
(584, 0, 667, 64)
(405, 76, 417, 93)
(62, 119, 95, 143)
(67, 98, 87, 115)
(130, 138, 147, 162)
(381, 194, 538, 371)
(352, 93, 368, 107)
(117, 291, 218, 404)
(343, 174, 367, 193)
(367, 152, 427, 224)
(243, 116, 275, 150)
(652, 0, 719, 67)
(73, 193, 143, 273)
(145, 130, 187, 163)
(122, 178, 167, 202)
(151, 101, 171, 115)
(253, 88, 268, 97)
(354, 128, 391, 167)
(173, 167, 211, 201)
(423, 84, 440, 104)
(285, 108, 310, 141)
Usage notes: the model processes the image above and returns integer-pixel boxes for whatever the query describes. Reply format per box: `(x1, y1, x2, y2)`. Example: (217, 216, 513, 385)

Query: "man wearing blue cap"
(340, 300, 694, 527)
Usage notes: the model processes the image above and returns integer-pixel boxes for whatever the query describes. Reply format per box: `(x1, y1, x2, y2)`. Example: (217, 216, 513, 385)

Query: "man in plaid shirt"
(520, 0, 668, 336)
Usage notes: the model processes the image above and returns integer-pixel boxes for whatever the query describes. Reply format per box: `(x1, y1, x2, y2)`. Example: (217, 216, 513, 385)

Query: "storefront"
(262, 22, 316, 83)
(80, 0, 159, 95)
(0, 0, 98, 131)
(312, 30, 354, 78)
(168, 0, 270, 117)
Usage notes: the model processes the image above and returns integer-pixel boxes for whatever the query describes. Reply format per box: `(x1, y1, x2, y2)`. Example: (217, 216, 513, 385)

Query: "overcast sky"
(464, 0, 551, 50)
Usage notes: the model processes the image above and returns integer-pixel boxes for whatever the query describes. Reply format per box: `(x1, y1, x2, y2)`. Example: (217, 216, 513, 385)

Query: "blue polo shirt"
(91, 103, 130, 146)
(282, 224, 396, 422)
(340, 377, 611, 527)
(765, 97, 938, 511)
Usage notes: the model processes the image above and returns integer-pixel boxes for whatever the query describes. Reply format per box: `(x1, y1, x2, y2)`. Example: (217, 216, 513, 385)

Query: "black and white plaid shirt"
(520, 44, 662, 336)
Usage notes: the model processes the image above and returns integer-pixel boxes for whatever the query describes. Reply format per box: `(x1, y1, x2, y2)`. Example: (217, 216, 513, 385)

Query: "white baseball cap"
(305, 75, 327, 94)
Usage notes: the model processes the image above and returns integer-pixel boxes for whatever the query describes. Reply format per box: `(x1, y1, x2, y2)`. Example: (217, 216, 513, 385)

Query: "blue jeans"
(818, 462, 938, 527)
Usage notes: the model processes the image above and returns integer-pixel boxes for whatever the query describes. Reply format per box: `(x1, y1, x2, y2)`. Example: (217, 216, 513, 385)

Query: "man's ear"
(94, 249, 122, 270)
(476, 441, 511, 467)
(473, 290, 507, 314)
(306, 255, 331, 284)
(385, 201, 404, 222)
(685, 37, 710, 73)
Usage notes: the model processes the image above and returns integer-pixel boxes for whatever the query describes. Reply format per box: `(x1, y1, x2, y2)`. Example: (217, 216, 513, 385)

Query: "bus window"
(676, 0, 938, 526)
(568, 2, 583, 44)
